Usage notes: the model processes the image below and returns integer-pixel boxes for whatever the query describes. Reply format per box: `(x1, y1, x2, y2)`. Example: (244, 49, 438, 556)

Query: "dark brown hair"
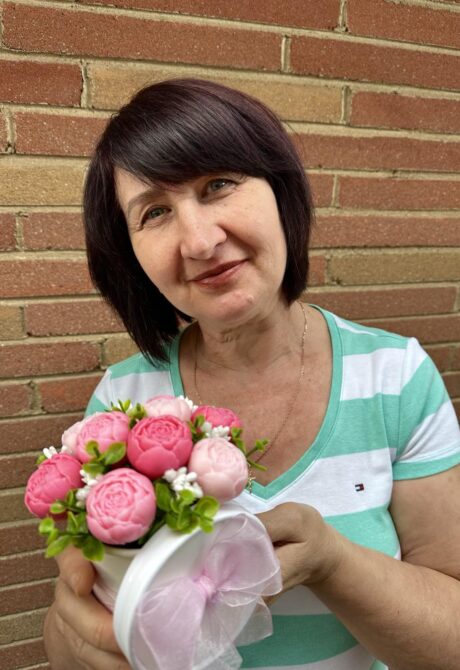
(84, 78, 313, 361)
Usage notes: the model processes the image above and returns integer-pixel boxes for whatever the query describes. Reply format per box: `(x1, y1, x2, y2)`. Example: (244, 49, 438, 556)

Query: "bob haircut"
(84, 78, 314, 361)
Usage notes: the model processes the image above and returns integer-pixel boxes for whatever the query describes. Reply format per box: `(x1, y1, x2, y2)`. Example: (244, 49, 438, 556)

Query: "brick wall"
(1, 0, 459, 667)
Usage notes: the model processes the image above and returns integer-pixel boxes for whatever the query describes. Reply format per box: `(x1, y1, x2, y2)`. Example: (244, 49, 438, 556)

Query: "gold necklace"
(193, 302, 308, 491)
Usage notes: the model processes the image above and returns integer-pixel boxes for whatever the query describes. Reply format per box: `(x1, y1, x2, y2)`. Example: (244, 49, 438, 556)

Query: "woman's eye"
(207, 178, 232, 194)
(143, 206, 167, 222)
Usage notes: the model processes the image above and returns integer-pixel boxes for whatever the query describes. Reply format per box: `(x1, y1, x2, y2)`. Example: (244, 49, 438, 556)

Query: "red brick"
(296, 132, 460, 172)
(3, 3, 282, 71)
(0, 213, 16, 250)
(348, 0, 460, 50)
(308, 286, 457, 321)
(77, 0, 340, 30)
(311, 214, 460, 248)
(338, 176, 460, 211)
(0, 580, 54, 617)
(0, 491, 31, 523)
(21, 212, 85, 251)
(0, 59, 82, 106)
(0, 521, 43, 556)
(0, 453, 40, 490)
(290, 35, 460, 91)
(14, 112, 108, 158)
(0, 413, 82, 455)
(309, 173, 334, 208)
(0, 259, 94, 298)
(424, 345, 455, 373)
(25, 300, 123, 336)
(443, 372, 460, 398)
(0, 383, 31, 417)
(361, 315, 460, 345)
(0, 341, 100, 377)
(0, 637, 48, 668)
(452, 348, 460, 370)
(0, 550, 58, 586)
(350, 91, 460, 135)
(38, 375, 102, 413)
(0, 112, 8, 153)
(308, 255, 326, 286)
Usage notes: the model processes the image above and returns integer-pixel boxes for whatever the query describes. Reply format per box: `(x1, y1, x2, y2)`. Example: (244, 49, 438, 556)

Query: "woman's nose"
(178, 204, 227, 259)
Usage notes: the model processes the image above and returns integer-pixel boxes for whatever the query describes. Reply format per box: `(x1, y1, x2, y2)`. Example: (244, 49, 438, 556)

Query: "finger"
(54, 608, 130, 670)
(55, 545, 96, 596)
(55, 579, 123, 655)
(257, 503, 309, 544)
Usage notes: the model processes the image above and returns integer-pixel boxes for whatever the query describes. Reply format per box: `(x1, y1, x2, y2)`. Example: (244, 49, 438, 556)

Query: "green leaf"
(194, 496, 219, 518)
(170, 497, 181, 514)
(198, 516, 214, 533)
(82, 462, 105, 477)
(101, 442, 126, 465)
(75, 512, 88, 534)
(39, 517, 55, 535)
(49, 501, 66, 515)
(65, 489, 77, 508)
(47, 528, 60, 544)
(85, 441, 100, 458)
(155, 481, 173, 512)
(36, 454, 47, 466)
(81, 535, 105, 561)
(165, 512, 179, 531)
(45, 534, 72, 558)
(178, 489, 196, 506)
(66, 511, 79, 534)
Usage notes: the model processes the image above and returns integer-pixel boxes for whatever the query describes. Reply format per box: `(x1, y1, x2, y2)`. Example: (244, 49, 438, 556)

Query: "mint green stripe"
(398, 358, 448, 452)
(108, 352, 168, 379)
(393, 451, 460, 480)
(331, 396, 398, 456)
(250, 309, 343, 499)
(169, 329, 185, 396)
(239, 614, 358, 667)
(371, 662, 387, 670)
(85, 394, 107, 417)
(326, 506, 399, 556)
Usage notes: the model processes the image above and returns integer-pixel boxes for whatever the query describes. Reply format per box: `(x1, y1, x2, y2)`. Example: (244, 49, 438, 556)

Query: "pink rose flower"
(144, 395, 192, 422)
(127, 416, 193, 479)
(86, 468, 156, 545)
(75, 412, 130, 463)
(192, 405, 242, 430)
(188, 437, 248, 502)
(61, 413, 104, 457)
(24, 454, 83, 518)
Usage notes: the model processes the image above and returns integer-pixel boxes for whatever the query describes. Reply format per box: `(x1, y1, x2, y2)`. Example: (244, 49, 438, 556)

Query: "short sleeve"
(392, 338, 460, 480)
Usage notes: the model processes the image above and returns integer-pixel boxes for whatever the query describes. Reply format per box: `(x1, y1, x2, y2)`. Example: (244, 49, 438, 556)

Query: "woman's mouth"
(190, 261, 246, 286)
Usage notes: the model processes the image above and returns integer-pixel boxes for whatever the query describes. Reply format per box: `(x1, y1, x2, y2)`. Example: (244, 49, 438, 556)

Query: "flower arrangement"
(25, 396, 267, 562)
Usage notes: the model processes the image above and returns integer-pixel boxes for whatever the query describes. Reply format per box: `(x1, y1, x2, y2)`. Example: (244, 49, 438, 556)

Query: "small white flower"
(164, 467, 203, 498)
(178, 395, 196, 412)
(60, 445, 70, 454)
(80, 470, 103, 486)
(42, 446, 59, 459)
(201, 423, 231, 440)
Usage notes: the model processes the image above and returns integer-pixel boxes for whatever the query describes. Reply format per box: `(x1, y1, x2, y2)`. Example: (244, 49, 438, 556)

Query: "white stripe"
(237, 449, 394, 516)
(400, 338, 427, 388)
(400, 400, 460, 463)
(109, 370, 173, 404)
(341, 349, 407, 400)
(242, 642, 379, 670)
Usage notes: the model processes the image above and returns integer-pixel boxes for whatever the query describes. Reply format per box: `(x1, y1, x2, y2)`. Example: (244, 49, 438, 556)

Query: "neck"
(191, 300, 306, 375)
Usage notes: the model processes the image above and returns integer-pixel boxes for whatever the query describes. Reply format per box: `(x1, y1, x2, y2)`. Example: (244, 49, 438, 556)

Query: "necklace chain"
(193, 302, 308, 488)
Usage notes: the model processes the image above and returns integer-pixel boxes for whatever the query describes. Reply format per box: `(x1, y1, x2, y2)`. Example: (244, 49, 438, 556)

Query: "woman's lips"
(190, 260, 246, 286)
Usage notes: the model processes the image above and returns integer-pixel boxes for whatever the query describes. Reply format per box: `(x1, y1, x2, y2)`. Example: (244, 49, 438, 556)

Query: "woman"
(44, 79, 460, 669)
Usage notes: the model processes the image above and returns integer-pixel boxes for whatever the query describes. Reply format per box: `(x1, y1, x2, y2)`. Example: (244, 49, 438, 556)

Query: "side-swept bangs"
(84, 78, 313, 361)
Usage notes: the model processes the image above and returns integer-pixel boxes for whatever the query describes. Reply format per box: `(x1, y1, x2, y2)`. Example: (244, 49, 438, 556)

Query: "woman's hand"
(44, 546, 130, 670)
(258, 502, 345, 594)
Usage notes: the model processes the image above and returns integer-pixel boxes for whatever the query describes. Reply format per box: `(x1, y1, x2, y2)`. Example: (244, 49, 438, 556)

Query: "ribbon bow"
(132, 514, 282, 670)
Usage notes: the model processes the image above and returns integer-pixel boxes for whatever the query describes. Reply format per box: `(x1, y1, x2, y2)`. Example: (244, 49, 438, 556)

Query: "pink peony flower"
(144, 395, 192, 422)
(74, 412, 130, 463)
(188, 437, 248, 502)
(86, 468, 156, 545)
(127, 416, 193, 479)
(61, 413, 104, 457)
(24, 454, 83, 518)
(192, 405, 242, 430)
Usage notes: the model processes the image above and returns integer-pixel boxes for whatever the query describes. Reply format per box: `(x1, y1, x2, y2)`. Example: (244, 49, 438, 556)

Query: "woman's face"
(115, 169, 288, 328)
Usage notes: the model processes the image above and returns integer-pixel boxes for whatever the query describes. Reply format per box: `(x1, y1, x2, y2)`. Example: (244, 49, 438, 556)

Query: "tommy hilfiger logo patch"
(354, 483, 365, 492)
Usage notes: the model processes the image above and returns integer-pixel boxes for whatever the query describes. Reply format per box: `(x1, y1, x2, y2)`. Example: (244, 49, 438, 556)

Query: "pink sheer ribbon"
(131, 515, 282, 670)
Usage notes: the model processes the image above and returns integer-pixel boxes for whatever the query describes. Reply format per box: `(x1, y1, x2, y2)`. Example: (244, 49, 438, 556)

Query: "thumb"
(55, 545, 96, 596)
(257, 502, 304, 545)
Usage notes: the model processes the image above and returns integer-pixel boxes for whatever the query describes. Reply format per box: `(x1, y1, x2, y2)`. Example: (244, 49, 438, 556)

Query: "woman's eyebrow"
(125, 186, 165, 221)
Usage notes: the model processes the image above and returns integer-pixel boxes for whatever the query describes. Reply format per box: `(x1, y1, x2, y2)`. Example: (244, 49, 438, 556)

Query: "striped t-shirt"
(85, 307, 460, 670)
